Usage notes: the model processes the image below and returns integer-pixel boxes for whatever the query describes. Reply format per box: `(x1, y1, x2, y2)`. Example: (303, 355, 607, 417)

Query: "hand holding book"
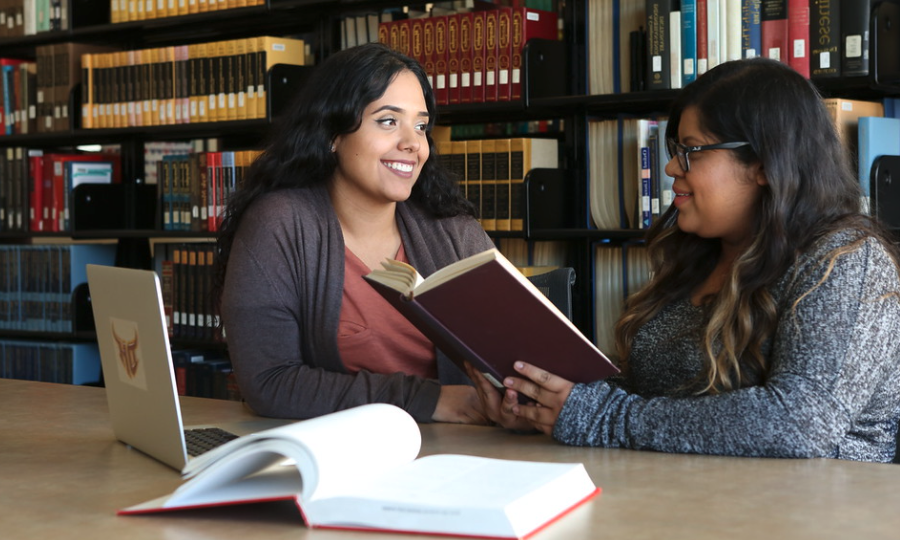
(364, 248, 619, 394)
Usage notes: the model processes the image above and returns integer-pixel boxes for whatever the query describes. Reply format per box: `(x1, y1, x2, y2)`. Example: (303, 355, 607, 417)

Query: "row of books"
(110, 0, 264, 24)
(0, 244, 116, 333)
(589, 96, 900, 232)
(171, 347, 240, 400)
(81, 35, 307, 129)
(158, 149, 260, 232)
(158, 242, 223, 344)
(0, 148, 121, 233)
(1, 58, 35, 136)
(378, 5, 559, 105)
(437, 137, 559, 232)
(649, 0, 882, 90)
(0, 0, 69, 38)
(0, 340, 101, 385)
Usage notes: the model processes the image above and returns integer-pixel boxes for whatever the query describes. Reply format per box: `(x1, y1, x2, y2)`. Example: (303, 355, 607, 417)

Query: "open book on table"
(364, 248, 619, 391)
(120, 404, 600, 539)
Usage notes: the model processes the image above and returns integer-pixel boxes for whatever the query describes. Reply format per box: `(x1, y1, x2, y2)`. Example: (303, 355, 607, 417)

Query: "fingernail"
(504, 378, 514, 387)
(514, 362, 524, 370)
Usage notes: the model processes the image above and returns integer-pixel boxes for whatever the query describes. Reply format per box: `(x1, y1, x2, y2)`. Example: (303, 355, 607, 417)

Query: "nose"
(664, 154, 683, 177)
(399, 124, 421, 153)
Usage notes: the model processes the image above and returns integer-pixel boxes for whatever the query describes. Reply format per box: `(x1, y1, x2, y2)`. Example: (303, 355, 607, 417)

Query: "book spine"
(761, 0, 789, 62)
(809, 0, 840, 79)
(742, 0, 762, 58)
(696, 0, 708, 75)
(647, 0, 672, 91)
(840, 0, 869, 77)
(681, 0, 697, 86)
(787, 0, 810, 77)
(434, 15, 450, 105)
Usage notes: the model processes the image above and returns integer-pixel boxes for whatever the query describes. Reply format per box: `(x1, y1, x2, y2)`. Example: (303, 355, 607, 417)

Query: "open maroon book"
(365, 248, 619, 391)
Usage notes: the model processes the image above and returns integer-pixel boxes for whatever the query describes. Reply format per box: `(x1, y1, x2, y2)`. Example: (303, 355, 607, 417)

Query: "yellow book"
(147, 47, 160, 126)
(222, 39, 236, 121)
(144, 0, 156, 20)
(205, 41, 219, 123)
(156, 0, 167, 19)
(479, 139, 497, 231)
(233, 38, 247, 120)
(822, 98, 885, 172)
(110, 0, 121, 23)
(126, 49, 137, 127)
(187, 43, 200, 123)
(188, 0, 198, 15)
(494, 138, 512, 231)
(81, 53, 96, 128)
(215, 40, 228, 122)
(177, 0, 188, 16)
(465, 140, 483, 226)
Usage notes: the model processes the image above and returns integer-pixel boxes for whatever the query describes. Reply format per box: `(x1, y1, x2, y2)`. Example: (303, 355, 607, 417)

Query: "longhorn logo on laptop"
(109, 317, 148, 390)
(112, 323, 140, 379)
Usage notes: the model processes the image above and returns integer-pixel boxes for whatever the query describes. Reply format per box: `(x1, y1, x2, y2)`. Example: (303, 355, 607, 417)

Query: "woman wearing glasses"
(470, 57, 900, 461)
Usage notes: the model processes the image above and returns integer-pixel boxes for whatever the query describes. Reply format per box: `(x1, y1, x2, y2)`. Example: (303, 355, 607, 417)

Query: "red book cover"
(365, 248, 619, 387)
(28, 151, 44, 231)
(696, 0, 708, 74)
(446, 14, 461, 105)
(761, 0, 789, 63)
(471, 10, 487, 103)
(433, 16, 449, 106)
(483, 9, 500, 102)
(787, 0, 810, 77)
(411, 18, 429, 87)
(206, 151, 221, 232)
(496, 7, 512, 101)
(511, 7, 558, 101)
(459, 12, 474, 103)
(434, 16, 450, 105)
(398, 18, 412, 59)
(377, 19, 391, 48)
(421, 17, 436, 97)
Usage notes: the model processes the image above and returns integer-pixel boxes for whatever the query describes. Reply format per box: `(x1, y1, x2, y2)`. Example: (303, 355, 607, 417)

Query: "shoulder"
(786, 229, 900, 293)
(237, 187, 336, 245)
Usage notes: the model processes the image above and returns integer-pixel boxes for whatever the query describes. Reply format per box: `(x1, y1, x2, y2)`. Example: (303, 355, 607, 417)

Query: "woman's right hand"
(464, 362, 534, 431)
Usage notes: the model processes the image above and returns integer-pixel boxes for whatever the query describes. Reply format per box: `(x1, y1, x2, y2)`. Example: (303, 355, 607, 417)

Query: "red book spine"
(447, 14, 461, 105)
(28, 153, 44, 231)
(787, 0, 810, 77)
(420, 18, 435, 97)
(471, 10, 487, 103)
(696, 0, 708, 74)
(511, 8, 558, 101)
(761, 0, 789, 63)
(434, 16, 449, 106)
(484, 9, 499, 102)
(207, 151, 220, 232)
(459, 12, 474, 104)
(412, 18, 428, 88)
(496, 7, 512, 101)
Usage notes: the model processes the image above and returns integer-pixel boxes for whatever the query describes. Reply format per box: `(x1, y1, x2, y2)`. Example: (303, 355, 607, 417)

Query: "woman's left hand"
(502, 361, 575, 435)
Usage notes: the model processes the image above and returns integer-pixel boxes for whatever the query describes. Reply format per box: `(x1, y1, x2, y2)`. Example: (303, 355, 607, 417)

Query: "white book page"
(178, 404, 421, 504)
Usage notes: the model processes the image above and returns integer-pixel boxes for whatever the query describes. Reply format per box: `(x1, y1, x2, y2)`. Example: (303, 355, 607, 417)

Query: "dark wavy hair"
(615, 57, 900, 393)
(213, 43, 472, 308)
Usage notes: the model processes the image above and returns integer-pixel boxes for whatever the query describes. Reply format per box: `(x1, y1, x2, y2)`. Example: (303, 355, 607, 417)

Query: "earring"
(331, 144, 336, 152)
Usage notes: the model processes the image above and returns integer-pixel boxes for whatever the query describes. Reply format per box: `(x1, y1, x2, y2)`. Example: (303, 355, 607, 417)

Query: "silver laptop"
(87, 264, 238, 471)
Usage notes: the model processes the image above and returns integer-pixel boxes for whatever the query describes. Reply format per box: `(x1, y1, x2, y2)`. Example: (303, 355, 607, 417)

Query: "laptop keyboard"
(184, 427, 240, 457)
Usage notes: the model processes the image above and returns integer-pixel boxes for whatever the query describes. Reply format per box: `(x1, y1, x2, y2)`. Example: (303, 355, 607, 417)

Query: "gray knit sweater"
(554, 231, 900, 462)
(221, 185, 494, 422)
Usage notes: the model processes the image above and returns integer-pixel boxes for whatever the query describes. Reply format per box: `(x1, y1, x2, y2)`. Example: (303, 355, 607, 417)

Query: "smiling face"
(330, 70, 430, 208)
(665, 107, 767, 248)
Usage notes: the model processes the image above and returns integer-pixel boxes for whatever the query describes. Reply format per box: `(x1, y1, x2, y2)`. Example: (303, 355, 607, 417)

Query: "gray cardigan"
(221, 185, 495, 422)
(554, 231, 900, 462)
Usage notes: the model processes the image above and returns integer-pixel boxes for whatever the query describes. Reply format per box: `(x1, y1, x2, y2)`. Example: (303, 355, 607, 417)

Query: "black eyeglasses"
(665, 139, 752, 172)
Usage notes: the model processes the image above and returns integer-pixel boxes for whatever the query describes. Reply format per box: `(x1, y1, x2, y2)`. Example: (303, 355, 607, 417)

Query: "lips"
(382, 160, 415, 173)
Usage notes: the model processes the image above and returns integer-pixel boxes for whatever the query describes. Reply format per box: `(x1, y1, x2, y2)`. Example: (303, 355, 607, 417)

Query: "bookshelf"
(1, 0, 898, 391)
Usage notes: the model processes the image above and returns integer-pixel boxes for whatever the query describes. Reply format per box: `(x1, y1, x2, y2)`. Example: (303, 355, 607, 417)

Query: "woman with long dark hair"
(215, 43, 493, 423)
(472, 57, 900, 461)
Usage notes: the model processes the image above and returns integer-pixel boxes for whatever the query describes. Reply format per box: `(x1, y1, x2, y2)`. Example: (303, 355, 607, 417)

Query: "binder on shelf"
(870, 155, 900, 232)
(872, 0, 900, 89)
(524, 168, 577, 237)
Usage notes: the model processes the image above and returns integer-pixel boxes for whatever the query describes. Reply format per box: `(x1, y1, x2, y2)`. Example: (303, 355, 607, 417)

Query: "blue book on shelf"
(858, 116, 900, 210)
(656, 119, 675, 211)
(742, 0, 762, 58)
(681, 0, 698, 85)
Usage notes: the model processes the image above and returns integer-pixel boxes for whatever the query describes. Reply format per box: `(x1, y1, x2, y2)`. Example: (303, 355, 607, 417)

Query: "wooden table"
(2, 378, 898, 539)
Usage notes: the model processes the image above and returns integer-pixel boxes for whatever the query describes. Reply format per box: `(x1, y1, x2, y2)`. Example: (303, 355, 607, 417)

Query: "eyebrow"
(372, 105, 430, 118)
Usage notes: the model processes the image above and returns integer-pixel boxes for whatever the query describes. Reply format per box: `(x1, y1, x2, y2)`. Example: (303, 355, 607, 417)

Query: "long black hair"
(213, 43, 472, 308)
